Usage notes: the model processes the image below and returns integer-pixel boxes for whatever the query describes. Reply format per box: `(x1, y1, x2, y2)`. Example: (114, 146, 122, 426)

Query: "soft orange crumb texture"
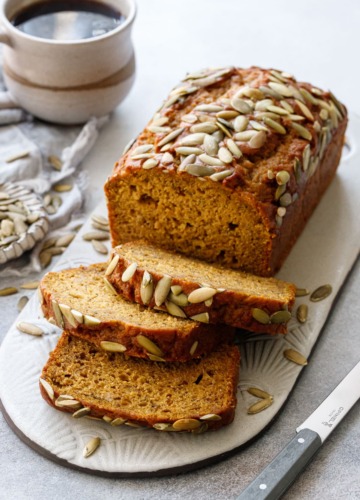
(40, 333, 240, 431)
(104, 66, 347, 276)
(40, 263, 235, 362)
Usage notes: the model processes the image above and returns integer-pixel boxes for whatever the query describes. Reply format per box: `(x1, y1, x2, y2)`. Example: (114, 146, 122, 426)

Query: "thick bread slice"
(106, 241, 296, 334)
(39, 263, 234, 362)
(40, 332, 240, 433)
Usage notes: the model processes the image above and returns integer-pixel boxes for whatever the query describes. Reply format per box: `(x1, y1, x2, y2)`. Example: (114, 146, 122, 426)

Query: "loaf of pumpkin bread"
(104, 66, 347, 276)
(40, 332, 240, 433)
(106, 240, 296, 334)
(39, 263, 234, 362)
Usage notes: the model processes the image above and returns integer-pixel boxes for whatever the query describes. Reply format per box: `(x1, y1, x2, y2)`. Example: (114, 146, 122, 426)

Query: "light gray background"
(1, 0, 360, 498)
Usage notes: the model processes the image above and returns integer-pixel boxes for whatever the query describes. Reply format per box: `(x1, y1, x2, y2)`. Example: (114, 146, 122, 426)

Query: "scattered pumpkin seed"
(53, 183, 73, 193)
(82, 230, 109, 241)
(91, 239, 108, 254)
(83, 437, 101, 458)
(310, 284, 332, 302)
(0, 287, 18, 296)
(283, 348, 308, 366)
(48, 155, 63, 170)
(20, 281, 40, 290)
(247, 397, 273, 414)
(296, 304, 308, 324)
(17, 295, 29, 311)
(247, 387, 272, 399)
(16, 321, 43, 336)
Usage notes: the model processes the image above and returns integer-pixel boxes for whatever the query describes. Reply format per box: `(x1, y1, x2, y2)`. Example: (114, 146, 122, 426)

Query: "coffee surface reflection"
(11, 0, 125, 40)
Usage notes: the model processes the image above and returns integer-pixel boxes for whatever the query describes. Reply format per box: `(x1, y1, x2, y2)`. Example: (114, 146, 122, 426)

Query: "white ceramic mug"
(0, 0, 136, 124)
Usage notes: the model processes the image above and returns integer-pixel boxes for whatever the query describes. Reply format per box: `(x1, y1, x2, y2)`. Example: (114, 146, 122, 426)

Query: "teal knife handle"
(236, 428, 322, 500)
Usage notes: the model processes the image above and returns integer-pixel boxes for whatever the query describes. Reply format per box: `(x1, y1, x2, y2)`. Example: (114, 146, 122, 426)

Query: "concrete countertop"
(1, 0, 359, 498)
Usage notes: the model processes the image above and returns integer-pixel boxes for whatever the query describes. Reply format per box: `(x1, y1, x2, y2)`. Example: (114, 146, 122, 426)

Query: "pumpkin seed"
(252, 308, 270, 324)
(295, 287, 309, 297)
(231, 97, 253, 114)
(199, 154, 224, 167)
(292, 122, 312, 141)
(276, 170, 290, 185)
(17, 295, 29, 311)
(83, 315, 101, 326)
(165, 300, 187, 318)
(268, 81, 293, 97)
(20, 281, 40, 290)
(72, 407, 91, 419)
(0, 287, 18, 296)
(190, 341, 198, 356)
(82, 230, 109, 241)
(59, 303, 77, 328)
(147, 353, 166, 362)
(200, 413, 222, 421)
(310, 284, 332, 302)
(234, 130, 257, 142)
(53, 183, 72, 193)
(185, 164, 215, 177)
(121, 262, 137, 282)
(271, 310, 291, 325)
(91, 239, 108, 255)
(154, 275, 171, 306)
(5, 150, 30, 163)
(194, 104, 223, 112)
(249, 130, 267, 149)
(100, 341, 127, 353)
(188, 287, 217, 304)
(247, 387, 272, 400)
(218, 146, 233, 163)
(179, 133, 205, 147)
(39, 378, 54, 401)
(48, 155, 63, 170)
(140, 271, 154, 305)
(56, 233, 75, 247)
(266, 104, 289, 116)
(226, 139, 242, 158)
(52, 300, 64, 328)
(168, 291, 189, 307)
(153, 423, 177, 431)
(55, 398, 82, 409)
(83, 437, 101, 458)
(296, 304, 308, 324)
(175, 146, 203, 156)
(190, 122, 218, 134)
(105, 253, 120, 276)
(263, 116, 287, 134)
(210, 169, 234, 182)
(111, 418, 127, 426)
(247, 397, 273, 414)
(283, 348, 308, 365)
(17, 321, 43, 336)
(157, 127, 184, 148)
(173, 418, 201, 431)
(233, 115, 249, 132)
(190, 312, 209, 323)
(170, 285, 182, 296)
(162, 152, 174, 164)
(203, 134, 219, 156)
(137, 334, 164, 357)
(142, 158, 158, 170)
(71, 309, 84, 324)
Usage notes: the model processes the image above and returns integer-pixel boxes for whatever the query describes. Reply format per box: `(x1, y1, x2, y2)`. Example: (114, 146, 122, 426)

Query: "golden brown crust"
(104, 66, 348, 276)
(40, 332, 240, 432)
(39, 263, 234, 363)
(106, 241, 296, 334)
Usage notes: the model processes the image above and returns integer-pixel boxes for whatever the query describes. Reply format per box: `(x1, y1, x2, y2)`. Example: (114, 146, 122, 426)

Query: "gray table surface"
(1, 0, 360, 498)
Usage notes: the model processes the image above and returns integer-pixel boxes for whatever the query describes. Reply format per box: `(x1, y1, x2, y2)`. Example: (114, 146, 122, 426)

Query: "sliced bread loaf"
(105, 241, 296, 334)
(40, 332, 240, 433)
(39, 263, 234, 362)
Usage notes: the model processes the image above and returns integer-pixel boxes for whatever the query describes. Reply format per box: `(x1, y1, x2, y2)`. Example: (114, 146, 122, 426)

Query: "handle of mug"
(0, 29, 11, 46)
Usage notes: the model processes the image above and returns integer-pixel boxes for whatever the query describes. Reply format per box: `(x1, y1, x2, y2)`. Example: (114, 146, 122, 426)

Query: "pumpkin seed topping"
(252, 308, 270, 324)
(296, 304, 308, 324)
(136, 334, 164, 357)
(248, 397, 273, 414)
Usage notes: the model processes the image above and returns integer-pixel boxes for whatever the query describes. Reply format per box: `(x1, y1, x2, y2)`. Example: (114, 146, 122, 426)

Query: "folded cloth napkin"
(0, 73, 109, 278)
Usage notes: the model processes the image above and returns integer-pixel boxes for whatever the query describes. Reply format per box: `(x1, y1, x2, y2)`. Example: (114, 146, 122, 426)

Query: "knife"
(236, 360, 360, 500)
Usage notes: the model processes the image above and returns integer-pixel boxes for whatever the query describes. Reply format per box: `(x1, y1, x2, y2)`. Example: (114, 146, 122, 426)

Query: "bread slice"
(105, 240, 296, 334)
(39, 263, 234, 363)
(40, 332, 240, 433)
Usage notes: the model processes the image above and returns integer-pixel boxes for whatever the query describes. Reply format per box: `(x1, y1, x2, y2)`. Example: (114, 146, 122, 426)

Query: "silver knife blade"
(297, 360, 360, 441)
(236, 360, 360, 499)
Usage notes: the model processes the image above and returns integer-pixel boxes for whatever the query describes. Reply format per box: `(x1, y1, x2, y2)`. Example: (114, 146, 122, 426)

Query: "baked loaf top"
(110, 66, 346, 223)
(105, 66, 347, 276)
(39, 263, 234, 362)
(107, 240, 296, 334)
(40, 332, 240, 433)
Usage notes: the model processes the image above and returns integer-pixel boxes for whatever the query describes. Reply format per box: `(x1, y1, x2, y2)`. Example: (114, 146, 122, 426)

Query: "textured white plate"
(0, 114, 359, 476)
(0, 182, 49, 264)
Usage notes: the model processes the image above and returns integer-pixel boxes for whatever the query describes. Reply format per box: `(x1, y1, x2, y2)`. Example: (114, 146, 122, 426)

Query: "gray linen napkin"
(0, 75, 109, 278)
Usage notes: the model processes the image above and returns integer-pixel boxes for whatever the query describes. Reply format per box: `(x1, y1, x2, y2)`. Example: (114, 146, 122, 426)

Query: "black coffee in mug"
(11, 0, 125, 40)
